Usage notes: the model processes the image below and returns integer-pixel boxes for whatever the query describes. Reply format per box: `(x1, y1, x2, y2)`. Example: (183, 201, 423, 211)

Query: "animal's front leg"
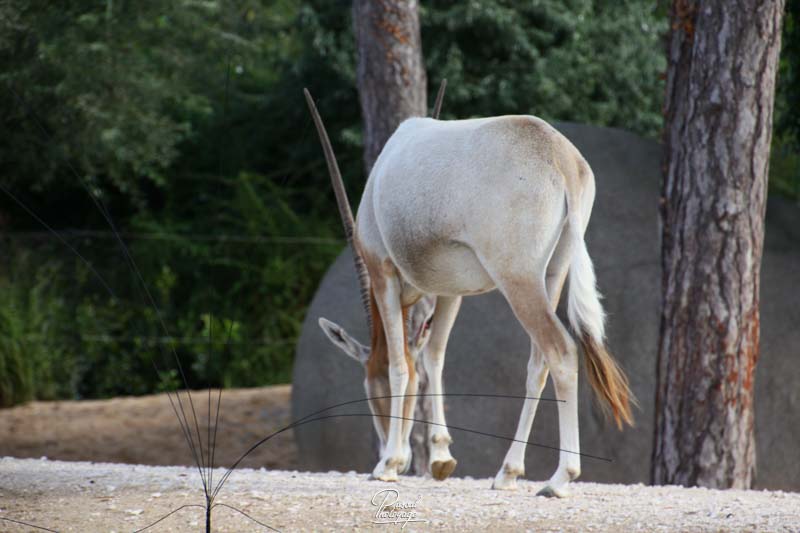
(423, 296, 461, 480)
(371, 271, 412, 482)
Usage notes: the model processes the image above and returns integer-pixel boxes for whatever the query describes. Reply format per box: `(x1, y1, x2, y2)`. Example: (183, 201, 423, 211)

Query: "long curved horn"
(432, 79, 447, 119)
(304, 89, 373, 331)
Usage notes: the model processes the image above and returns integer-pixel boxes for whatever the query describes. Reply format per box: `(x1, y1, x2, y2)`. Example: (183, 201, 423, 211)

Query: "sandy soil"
(1, 388, 798, 531)
(1, 458, 799, 532)
(0, 386, 298, 471)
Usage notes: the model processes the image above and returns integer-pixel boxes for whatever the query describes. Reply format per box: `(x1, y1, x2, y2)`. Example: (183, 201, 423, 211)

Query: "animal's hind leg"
(492, 228, 574, 491)
(491, 272, 580, 498)
(491, 344, 548, 490)
(423, 296, 461, 480)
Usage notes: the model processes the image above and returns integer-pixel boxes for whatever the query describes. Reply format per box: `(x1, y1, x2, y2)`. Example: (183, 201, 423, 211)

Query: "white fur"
(567, 236, 606, 343)
(322, 114, 607, 496)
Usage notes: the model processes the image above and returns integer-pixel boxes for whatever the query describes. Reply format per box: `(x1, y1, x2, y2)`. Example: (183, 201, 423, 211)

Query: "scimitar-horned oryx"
(304, 87, 634, 498)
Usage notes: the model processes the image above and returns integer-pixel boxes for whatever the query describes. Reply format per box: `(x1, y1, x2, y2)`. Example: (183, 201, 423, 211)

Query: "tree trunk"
(353, 0, 427, 173)
(653, 0, 784, 488)
(353, 0, 430, 475)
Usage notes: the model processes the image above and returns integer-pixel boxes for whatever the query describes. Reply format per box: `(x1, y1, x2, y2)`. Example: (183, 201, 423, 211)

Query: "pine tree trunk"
(352, 0, 427, 173)
(353, 0, 430, 475)
(653, 0, 784, 488)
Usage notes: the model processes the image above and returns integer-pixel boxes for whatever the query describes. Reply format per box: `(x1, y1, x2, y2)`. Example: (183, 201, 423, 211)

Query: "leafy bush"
(422, 0, 668, 137)
(770, 134, 800, 200)
(0, 249, 75, 406)
(1, 170, 341, 404)
(775, 0, 800, 201)
(126, 171, 342, 389)
(1, 0, 797, 405)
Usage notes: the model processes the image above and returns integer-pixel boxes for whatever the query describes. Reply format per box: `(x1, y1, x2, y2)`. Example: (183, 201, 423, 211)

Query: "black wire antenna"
(2, 74, 451, 531)
(2, 54, 275, 531)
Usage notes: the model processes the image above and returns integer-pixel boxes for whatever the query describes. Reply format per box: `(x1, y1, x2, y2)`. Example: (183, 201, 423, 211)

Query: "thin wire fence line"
(4, 68, 331, 502)
(19, 333, 296, 346)
(2, 172, 211, 493)
(3, 77, 618, 533)
(5, 23, 317, 533)
(2, 230, 344, 245)
(7, 84, 214, 498)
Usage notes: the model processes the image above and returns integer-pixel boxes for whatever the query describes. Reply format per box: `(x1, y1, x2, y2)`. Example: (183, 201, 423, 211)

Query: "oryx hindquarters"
(307, 89, 633, 495)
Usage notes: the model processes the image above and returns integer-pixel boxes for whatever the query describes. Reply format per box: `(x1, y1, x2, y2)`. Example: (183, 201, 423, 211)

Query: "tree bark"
(353, 0, 427, 173)
(353, 0, 429, 475)
(653, 0, 784, 488)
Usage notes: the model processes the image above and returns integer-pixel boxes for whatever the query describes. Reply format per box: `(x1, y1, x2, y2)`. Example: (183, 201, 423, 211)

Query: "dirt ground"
(0, 386, 299, 471)
(1, 387, 799, 532)
(2, 458, 799, 532)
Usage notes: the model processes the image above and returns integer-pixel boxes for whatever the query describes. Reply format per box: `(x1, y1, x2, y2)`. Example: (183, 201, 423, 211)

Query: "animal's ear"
(318, 317, 369, 365)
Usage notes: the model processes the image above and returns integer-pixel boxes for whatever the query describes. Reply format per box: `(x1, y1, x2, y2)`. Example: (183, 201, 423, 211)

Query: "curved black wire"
(210, 392, 600, 500)
(131, 504, 206, 533)
(206, 55, 233, 497)
(1, 177, 211, 495)
(208, 321, 234, 499)
(0, 516, 59, 532)
(0, 183, 115, 297)
(211, 503, 281, 532)
(1, 178, 209, 495)
(304, 412, 614, 462)
(7, 83, 211, 495)
(128, 398, 612, 533)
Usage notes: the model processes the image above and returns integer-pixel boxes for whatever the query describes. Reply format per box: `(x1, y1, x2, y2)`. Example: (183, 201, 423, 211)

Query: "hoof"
(536, 485, 569, 498)
(492, 463, 523, 490)
(398, 444, 412, 475)
(371, 469, 399, 482)
(372, 456, 403, 481)
(491, 477, 518, 491)
(430, 458, 457, 481)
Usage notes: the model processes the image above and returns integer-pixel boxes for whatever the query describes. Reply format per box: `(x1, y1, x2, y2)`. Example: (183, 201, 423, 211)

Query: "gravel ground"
(1, 457, 798, 532)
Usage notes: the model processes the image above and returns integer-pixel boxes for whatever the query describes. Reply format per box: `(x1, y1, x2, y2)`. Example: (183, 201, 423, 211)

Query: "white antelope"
(305, 88, 633, 498)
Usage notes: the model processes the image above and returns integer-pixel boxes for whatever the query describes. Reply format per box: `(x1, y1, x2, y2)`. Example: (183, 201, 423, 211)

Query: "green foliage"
(773, 0, 800, 201)
(2, 1, 210, 204)
(0, 171, 340, 402)
(770, 134, 800, 200)
(778, 0, 799, 143)
(0, 250, 75, 406)
(0, 0, 797, 405)
(126, 171, 341, 388)
(422, 0, 668, 137)
(1, 0, 337, 402)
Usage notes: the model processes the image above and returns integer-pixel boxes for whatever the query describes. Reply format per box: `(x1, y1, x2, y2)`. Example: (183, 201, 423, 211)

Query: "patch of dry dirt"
(1, 388, 798, 531)
(0, 386, 298, 471)
(1, 458, 799, 532)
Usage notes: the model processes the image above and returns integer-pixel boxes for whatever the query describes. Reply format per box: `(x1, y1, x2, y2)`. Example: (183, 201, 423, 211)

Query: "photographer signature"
(371, 488, 428, 528)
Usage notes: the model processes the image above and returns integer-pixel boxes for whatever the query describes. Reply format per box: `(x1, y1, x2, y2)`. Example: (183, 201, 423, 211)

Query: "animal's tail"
(565, 195, 635, 429)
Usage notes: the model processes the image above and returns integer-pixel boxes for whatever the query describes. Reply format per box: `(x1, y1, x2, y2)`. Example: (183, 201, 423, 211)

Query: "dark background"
(1, 1, 797, 405)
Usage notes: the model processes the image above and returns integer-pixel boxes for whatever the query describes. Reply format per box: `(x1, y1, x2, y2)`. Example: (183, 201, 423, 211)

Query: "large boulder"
(291, 123, 800, 490)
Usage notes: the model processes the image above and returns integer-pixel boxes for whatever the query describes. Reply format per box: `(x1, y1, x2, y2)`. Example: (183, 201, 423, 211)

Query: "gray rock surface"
(292, 123, 800, 490)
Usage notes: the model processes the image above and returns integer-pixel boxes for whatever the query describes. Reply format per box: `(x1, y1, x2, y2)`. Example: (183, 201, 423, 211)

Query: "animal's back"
(358, 115, 588, 296)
